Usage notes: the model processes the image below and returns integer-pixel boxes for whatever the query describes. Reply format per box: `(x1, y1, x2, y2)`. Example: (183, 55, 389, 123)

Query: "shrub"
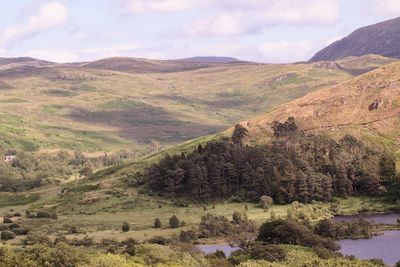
(52, 213, 58, 220)
(13, 212, 21, 217)
(148, 236, 169, 245)
(232, 211, 243, 224)
(8, 223, 19, 230)
(12, 227, 30, 235)
(179, 229, 198, 242)
(23, 232, 52, 245)
(0, 224, 8, 231)
(69, 226, 78, 234)
(122, 222, 130, 232)
(259, 196, 273, 209)
(36, 211, 52, 218)
(169, 215, 180, 228)
(1, 230, 16, 240)
(154, 218, 162, 228)
(3, 217, 13, 224)
(257, 219, 338, 250)
(245, 243, 287, 262)
(213, 250, 226, 259)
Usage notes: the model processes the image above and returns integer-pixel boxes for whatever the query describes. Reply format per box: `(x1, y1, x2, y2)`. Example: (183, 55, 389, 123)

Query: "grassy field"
(0, 176, 395, 244)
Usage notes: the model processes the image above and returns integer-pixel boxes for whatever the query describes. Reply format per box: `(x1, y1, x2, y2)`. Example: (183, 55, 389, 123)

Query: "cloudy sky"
(0, 0, 399, 63)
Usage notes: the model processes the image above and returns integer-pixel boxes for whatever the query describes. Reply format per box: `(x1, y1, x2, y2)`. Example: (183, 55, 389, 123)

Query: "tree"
(122, 222, 130, 232)
(232, 124, 248, 146)
(259, 195, 273, 210)
(169, 215, 180, 228)
(154, 218, 162, 228)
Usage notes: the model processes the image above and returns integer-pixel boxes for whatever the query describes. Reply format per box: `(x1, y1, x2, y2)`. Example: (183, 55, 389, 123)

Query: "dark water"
(196, 244, 240, 257)
(334, 213, 400, 224)
(339, 231, 400, 266)
(335, 213, 400, 266)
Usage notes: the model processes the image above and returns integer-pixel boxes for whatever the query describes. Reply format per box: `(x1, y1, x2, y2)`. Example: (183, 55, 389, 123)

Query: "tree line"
(140, 117, 397, 204)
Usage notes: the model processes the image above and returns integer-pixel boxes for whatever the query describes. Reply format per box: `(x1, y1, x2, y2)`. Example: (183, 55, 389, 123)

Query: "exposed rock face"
(310, 17, 400, 62)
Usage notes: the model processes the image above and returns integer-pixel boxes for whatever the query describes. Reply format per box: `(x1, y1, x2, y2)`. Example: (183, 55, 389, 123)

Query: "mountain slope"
(81, 57, 219, 73)
(310, 17, 400, 62)
(177, 56, 240, 63)
(244, 62, 400, 156)
(0, 55, 394, 155)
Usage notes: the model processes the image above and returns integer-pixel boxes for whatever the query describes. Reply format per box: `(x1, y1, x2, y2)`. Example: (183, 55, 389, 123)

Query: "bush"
(8, 223, 19, 230)
(23, 232, 52, 245)
(1, 230, 16, 240)
(154, 218, 162, 228)
(36, 211, 52, 218)
(3, 217, 13, 224)
(13, 212, 21, 217)
(12, 227, 30, 235)
(246, 243, 287, 262)
(257, 219, 338, 250)
(122, 222, 130, 232)
(52, 213, 58, 220)
(179, 229, 198, 242)
(69, 226, 78, 234)
(0, 224, 8, 231)
(148, 236, 169, 245)
(259, 196, 273, 209)
(169, 215, 180, 228)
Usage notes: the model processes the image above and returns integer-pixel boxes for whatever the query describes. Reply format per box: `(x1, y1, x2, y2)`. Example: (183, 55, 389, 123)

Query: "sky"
(0, 0, 399, 63)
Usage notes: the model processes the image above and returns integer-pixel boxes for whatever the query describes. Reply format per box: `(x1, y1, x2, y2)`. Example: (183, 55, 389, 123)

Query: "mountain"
(81, 56, 217, 73)
(244, 61, 400, 153)
(97, 60, 400, 186)
(177, 56, 240, 63)
(0, 54, 393, 155)
(310, 17, 400, 62)
(0, 57, 53, 66)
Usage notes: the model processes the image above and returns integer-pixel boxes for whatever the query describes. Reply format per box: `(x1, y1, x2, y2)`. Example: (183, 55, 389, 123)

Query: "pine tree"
(296, 171, 309, 202)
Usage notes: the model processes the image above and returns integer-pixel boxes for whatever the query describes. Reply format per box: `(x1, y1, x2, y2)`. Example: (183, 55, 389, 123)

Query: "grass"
(43, 104, 63, 115)
(0, 193, 40, 208)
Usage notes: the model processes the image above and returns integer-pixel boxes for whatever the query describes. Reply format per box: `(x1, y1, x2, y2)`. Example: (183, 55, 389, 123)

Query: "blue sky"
(0, 0, 399, 63)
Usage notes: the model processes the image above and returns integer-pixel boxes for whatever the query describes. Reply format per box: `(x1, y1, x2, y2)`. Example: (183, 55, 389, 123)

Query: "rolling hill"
(0, 54, 394, 155)
(310, 17, 400, 62)
(243, 61, 400, 159)
(91, 59, 400, 185)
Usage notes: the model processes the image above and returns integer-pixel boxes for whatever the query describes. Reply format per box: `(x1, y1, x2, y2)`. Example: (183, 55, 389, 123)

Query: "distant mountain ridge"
(177, 56, 240, 63)
(310, 17, 400, 62)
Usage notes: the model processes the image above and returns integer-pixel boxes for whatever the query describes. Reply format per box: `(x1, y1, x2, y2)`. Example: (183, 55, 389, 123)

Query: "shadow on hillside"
(68, 103, 227, 144)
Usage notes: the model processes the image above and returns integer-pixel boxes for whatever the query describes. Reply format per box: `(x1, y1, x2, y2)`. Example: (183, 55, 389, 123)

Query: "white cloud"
(370, 0, 400, 17)
(120, 0, 203, 14)
(258, 40, 317, 63)
(1, 1, 67, 46)
(184, 0, 340, 37)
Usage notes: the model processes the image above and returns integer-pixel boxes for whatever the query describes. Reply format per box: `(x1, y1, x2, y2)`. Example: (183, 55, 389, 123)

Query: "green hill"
(0, 55, 387, 155)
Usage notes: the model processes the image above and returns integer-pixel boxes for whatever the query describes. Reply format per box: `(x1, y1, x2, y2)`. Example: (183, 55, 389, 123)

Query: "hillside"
(0, 55, 381, 155)
(310, 17, 400, 62)
(245, 61, 400, 157)
(177, 56, 240, 63)
(81, 56, 218, 73)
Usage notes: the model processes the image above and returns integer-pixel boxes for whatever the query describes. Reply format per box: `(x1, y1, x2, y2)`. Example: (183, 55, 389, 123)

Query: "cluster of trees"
(0, 149, 136, 192)
(314, 218, 375, 239)
(142, 117, 397, 203)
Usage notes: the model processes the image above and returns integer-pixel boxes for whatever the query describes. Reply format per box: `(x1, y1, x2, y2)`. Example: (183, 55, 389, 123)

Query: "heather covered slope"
(0, 56, 371, 154)
(244, 62, 400, 157)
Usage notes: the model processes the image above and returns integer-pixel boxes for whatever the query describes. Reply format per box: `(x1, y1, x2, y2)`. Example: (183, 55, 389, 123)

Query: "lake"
(335, 213, 400, 266)
(339, 230, 400, 266)
(196, 244, 240, 257)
